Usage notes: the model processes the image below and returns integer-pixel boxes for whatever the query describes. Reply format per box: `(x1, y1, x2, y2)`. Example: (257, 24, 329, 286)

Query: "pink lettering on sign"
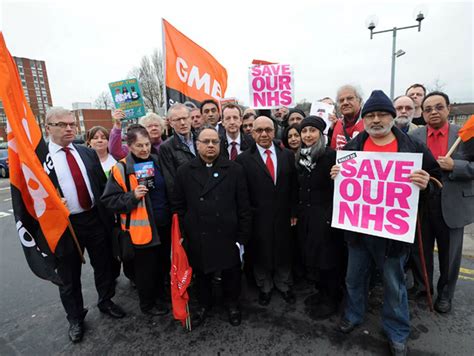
(250, 64, 293, 107)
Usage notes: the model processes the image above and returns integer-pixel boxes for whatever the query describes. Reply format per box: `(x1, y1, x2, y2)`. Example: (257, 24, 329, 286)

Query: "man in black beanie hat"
(330, 90, 442, 356)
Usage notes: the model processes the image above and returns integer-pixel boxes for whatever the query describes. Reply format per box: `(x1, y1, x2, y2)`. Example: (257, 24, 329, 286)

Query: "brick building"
(72, 109, 113, 140)
(0, 56, 53, 141)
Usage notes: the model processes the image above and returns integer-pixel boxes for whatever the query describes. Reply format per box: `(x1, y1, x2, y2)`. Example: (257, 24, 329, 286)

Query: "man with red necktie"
(219, 104, 254, 161)
(46, 107, 125, 343)
(236, 116, 298, 306)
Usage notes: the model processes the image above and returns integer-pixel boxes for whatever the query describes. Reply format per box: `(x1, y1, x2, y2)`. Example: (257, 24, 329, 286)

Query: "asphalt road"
(0, 177, 473, 355)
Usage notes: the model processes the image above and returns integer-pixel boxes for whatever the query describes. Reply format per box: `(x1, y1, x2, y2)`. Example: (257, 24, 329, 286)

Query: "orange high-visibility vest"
(111, 160, 152, 245)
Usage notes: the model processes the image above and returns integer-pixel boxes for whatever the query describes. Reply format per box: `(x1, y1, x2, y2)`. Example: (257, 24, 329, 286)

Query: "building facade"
(0, 56, 53, 141)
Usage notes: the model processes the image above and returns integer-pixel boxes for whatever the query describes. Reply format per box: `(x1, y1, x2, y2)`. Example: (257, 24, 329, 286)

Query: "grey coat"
(410, 124, 474, 228)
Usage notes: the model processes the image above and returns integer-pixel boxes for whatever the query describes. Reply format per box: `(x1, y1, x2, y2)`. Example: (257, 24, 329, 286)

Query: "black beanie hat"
(361, 90, 396, 118)
(299, 116, 326, 133)
(287, 108, 305, 119)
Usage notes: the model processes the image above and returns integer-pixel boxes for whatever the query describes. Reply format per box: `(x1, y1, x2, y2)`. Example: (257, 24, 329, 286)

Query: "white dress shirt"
(256, 143, 277, 184)
(226, 133, 242, 157)
(48, 141, 95, 214)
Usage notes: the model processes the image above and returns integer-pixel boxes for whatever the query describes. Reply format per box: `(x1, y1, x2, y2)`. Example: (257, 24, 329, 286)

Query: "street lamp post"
(367, 12, 425, 99)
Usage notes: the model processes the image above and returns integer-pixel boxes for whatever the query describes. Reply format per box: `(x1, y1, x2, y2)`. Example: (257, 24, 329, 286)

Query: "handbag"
(113, 161, 135, 262)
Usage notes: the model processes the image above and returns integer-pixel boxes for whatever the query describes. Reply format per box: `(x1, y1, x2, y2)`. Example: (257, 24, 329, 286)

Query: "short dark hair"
(126, 124, 150, 146)
(222, 103, 242, 117)
(421, 91, 450, 109)
(406, 83, 426, 96)
(86, 126, 109, 147)
(200, 99, 219, 114)
(242, 112, 256, 121)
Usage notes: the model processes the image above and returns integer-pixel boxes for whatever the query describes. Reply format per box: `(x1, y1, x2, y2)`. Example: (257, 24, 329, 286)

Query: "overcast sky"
(1, 0, 472, 109)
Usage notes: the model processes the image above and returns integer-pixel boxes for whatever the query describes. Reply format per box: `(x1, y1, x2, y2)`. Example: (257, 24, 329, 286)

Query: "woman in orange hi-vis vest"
(102, 124, 171, 317)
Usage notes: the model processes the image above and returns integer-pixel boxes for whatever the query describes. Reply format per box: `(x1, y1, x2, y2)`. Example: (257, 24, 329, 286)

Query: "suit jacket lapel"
(201, 160, 228, 196)
(251, 148, 274, 182)
(447, 124, 458, 152)
(275, 146, 282, 183)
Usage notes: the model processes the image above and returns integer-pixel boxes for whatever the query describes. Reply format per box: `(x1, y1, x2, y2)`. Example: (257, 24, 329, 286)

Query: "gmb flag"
(0, 32, 70, 285)
(162, 19, 228, 109)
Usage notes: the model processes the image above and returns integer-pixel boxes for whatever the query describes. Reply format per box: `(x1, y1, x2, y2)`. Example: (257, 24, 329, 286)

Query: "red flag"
(251, 59, 277, 65)
(459, 115, 474, 142)
(0, 32, 70, 284)
(170, 213, 192, 327)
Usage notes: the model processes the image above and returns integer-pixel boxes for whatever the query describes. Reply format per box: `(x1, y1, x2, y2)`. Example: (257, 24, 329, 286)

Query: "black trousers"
(195, 264, 241, 308)
(413, 192, 464, 299)
(133, 245, 161, 311)
(57, 208, 115, 323)
(156, 224, 171, 297)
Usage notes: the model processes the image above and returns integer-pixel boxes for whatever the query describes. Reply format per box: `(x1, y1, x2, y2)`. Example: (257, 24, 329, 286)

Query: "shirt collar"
(49, 140, 75, 154)
(427, 121, 449, 137)
(176, 132, 193, 144)
(257, 143, 275, 156)
(227, 133, 241, 145)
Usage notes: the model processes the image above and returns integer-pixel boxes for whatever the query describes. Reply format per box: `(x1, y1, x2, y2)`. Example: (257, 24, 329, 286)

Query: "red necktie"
(62, 147, 92, 210)
(230, 141, 238, 160)
(265, 149, 275, 183)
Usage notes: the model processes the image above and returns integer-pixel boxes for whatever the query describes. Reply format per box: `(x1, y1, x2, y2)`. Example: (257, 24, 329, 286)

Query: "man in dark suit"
(158, 103, 197, 198)
(409, 91, 474, 313)
(172, 126, 251, 327)
(236, 116, 298, 306)
(219, 103, 254, 160)
(46, 107, 125, 343)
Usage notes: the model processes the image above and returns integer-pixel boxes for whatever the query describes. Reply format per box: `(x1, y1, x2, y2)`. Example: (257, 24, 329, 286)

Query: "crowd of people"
(43, 83, 473, 356)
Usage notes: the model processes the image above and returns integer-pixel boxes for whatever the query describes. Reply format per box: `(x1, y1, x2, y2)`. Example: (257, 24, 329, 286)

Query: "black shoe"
(258, 291, 272, 306)
(141, 304, 169, 316)
(337, 318, 356, 334)
(191, 307, 209, 328)
(434, 297, 452, 313)
(389, 340, 407, 356)
(228, 306, 241, 326)
(280, 289, 296, 304)
(68, 321, 84, 343)
(99, 301, 126, 319)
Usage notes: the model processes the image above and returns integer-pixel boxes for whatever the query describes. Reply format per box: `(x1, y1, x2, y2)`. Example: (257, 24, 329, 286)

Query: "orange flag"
(162, 19, 227, 108)
(170, 213, 192, 327)
(458, 115, 474, 142)
(0, 32, 70, 284)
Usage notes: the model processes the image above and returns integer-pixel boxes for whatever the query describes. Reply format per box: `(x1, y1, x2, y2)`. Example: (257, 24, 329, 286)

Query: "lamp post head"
(365, 15, 379, 39)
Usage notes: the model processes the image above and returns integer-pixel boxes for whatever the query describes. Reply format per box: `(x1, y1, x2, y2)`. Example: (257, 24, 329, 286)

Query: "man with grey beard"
(393, 95, 419, 134)
(330, 90, 441, 356)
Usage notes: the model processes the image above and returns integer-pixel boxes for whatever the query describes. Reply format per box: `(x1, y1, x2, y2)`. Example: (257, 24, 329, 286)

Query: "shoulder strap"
(119, 161, 132, 230)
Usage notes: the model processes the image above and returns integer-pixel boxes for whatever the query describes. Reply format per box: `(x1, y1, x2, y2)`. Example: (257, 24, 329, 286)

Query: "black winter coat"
(158, 134, 196, 198)
(236, 142, 298, 270)
(297, 147, 343, 269)
(343, 126, 442, 257)
(172, 156, 251, 274)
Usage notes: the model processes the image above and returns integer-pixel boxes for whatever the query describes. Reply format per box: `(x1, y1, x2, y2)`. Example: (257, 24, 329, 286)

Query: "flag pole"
(445, 137, 461, 158)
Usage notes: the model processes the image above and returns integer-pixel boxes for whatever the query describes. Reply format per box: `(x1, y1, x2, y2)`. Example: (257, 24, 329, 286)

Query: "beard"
(365, 120, 394, 138)
(394, 116, 412, 128)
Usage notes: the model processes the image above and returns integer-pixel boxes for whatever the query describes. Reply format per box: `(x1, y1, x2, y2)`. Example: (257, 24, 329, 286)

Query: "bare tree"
(427, 77, 447, 93)
(94, 91, 114, 110)
(128, 49, 164, 113)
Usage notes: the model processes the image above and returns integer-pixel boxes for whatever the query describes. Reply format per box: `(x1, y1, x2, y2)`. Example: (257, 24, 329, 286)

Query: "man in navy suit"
(46, 107, 125, 343)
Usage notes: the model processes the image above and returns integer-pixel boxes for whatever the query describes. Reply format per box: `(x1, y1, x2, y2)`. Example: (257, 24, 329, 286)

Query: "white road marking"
(8, 209, 13, 212)
(3, 198, 12, 201)
(0, 211, 11, 218)
(0, 187, 10, 191)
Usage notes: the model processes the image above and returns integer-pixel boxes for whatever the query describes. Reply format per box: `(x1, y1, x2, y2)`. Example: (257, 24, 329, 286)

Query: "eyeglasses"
(395, 106, 414, 112)
(197, 139, 220, 145)
(423, 105, 446, 114)
(253, 127, 274, 134)
(170, 117, 189, 123)
(48, 122, 77, 128)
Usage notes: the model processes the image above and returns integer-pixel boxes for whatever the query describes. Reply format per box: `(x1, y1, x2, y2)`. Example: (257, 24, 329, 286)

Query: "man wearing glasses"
(158, 103, 197, 197)
(410, 91, 474, 313)
(46, 107, 125, 343)
(393, 95, 419, 134)
(172, 126, 251, 328)
(236, 116, 298, 306)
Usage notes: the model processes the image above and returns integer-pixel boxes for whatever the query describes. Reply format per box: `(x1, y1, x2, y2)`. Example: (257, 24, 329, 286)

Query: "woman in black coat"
(296, 116, 344, 318)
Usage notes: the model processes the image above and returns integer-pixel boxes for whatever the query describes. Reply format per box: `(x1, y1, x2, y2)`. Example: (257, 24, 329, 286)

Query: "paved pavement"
(0, 177, 473, 355)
